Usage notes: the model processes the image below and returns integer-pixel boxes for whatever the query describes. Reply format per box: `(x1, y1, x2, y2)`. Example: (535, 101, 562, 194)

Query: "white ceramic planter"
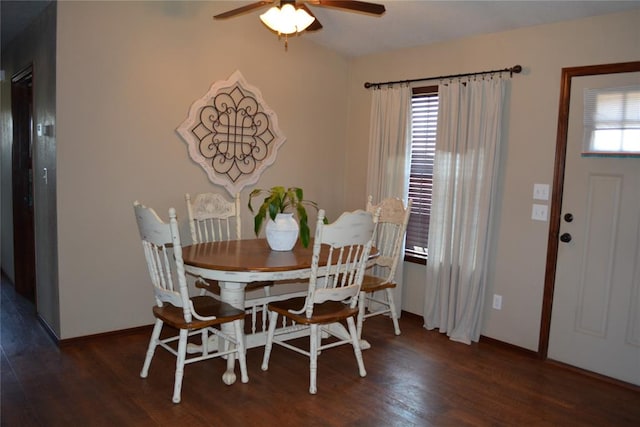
(265, 213, 299, 251)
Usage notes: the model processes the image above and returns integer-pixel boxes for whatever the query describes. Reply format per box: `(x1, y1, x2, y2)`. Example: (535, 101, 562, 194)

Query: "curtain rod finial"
(364, 82, 373, 89)
(511, 65, 523, 76)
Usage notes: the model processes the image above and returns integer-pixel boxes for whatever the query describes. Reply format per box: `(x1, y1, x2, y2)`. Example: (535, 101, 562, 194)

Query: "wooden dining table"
(182, 238, 376, 385)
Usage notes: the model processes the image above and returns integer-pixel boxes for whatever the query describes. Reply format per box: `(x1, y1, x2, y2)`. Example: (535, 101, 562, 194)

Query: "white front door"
(548, 71, 640, 385)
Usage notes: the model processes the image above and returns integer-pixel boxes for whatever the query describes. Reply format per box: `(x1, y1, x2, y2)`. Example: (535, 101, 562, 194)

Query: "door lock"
(560, 233, 572, 243)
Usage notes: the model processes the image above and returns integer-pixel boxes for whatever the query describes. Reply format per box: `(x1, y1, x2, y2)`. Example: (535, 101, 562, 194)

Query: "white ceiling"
(302, 0, 640, 57)
(2, 1, 639, 56)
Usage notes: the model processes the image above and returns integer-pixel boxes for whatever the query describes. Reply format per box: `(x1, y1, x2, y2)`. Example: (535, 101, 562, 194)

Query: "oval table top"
(182, 238, 320, 272)
(182, 238, 377, 273)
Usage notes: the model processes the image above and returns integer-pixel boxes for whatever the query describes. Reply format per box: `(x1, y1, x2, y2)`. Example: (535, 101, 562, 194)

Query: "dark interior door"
(11, 66, 36, 302)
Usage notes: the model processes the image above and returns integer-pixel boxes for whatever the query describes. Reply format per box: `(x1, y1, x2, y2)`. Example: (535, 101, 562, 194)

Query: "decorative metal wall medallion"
(177, 70, 286, 195)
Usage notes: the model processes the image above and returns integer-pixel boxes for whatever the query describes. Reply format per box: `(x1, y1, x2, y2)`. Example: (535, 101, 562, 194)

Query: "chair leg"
(172, 328, 189, 404)
(261, 311, 278, 371)
(316, 326, 323, 355)
(234, 320, 249, 384)
(201, 328, 209, 356)
(309, 324, 319, 394)
(347, 316, 367, 378)
(140, 319, 163, 378)
(386, 288, 401, 335)
(356, 291, 366, 340)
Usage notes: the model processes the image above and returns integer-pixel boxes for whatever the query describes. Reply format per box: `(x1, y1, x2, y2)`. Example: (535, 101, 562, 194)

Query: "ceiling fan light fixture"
(260, 3, 315, 35)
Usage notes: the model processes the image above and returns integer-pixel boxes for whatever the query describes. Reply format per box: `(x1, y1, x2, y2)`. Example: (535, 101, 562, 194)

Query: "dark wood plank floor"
(2, 275, 639, 426)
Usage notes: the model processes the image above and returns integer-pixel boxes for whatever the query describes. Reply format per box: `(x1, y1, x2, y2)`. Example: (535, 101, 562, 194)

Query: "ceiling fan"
(214, 1, 386, 49)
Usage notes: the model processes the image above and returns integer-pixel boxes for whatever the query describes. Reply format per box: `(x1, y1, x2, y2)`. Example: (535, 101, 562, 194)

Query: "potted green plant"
(248, 186, 326, 250)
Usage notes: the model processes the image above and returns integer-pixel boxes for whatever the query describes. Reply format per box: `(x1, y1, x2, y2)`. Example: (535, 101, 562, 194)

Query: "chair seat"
(152, 296, 245, 329)
(268, 296, 359, 325)
(361, 275, 396, 292)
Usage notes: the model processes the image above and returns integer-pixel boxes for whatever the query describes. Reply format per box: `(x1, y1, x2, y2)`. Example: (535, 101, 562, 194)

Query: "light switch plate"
(533, 183, 550, 201)
(532, 204, 548, 221)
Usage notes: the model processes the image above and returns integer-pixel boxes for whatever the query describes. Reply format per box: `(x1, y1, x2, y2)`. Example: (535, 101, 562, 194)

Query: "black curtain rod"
(364, 65, 523, 89)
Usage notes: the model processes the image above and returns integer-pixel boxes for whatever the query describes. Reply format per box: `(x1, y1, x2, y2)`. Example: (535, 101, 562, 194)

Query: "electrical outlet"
(493, 294, 502, 310)
(531, 204, 548, 221)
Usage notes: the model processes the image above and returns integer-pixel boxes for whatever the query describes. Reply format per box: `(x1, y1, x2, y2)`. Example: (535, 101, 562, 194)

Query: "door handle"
(560, 233, 572, 243)
(564, 213, 573, 223)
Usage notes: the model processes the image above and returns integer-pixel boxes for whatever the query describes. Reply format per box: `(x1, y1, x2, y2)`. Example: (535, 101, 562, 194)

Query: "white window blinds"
(584, 85, 640, 154)
(406, 89, 438, 260)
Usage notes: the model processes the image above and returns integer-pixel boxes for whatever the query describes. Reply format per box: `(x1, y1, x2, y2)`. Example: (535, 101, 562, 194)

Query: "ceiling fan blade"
(213, 1, 274, 20)
(309, 0, 386, 15)
(299, 4, 324, 31)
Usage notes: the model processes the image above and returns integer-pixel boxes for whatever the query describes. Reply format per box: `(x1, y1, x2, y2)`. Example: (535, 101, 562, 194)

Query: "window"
(405, 86, 438, 264)
(583, 85, 640, 156)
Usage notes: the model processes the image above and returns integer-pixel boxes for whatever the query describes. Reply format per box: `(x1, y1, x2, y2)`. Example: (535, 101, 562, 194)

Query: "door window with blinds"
(405, 86, 438, 263)
(583, 85, 640, 156)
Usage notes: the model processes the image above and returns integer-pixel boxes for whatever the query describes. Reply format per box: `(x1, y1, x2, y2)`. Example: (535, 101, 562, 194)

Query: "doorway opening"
(11, 64, 36, 303)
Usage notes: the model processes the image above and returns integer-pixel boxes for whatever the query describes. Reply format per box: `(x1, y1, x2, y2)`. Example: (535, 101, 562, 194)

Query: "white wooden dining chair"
(185, 192, 273, 298)
(186, 192, 242, 244)
(357, 196, 412, 338)
(133, 201, 248, 403)
(261, 208, 380, 394)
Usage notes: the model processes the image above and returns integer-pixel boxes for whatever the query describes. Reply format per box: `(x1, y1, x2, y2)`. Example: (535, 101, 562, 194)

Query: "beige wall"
(55, 1, 349, 338)
(345, 9, 640, 351)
